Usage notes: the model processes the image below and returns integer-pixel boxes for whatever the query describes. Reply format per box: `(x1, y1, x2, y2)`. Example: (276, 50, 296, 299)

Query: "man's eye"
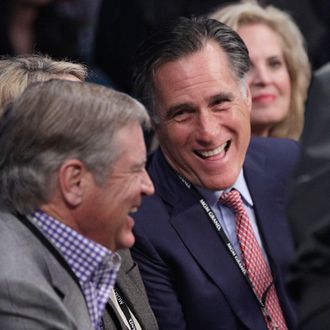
(131, 165, 146, 174)
(214, 106, 229, 113)
(171, 110, 193, 122)
(212, 99, 230, 112)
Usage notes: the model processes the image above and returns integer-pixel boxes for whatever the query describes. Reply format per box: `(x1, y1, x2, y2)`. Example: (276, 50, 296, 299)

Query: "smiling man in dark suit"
(130, 16, 299, 330)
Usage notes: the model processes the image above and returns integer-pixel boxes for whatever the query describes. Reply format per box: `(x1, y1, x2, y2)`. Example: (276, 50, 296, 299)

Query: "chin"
(117, 234, 136, 250)
(203, 174, 237, 191)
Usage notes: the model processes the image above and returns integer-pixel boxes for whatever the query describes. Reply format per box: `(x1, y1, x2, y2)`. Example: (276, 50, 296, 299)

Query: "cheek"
(158, 125, 189, 150)
(278, 70, 291, 96)
(235, 110, 251, 144)
(114, 183, 134, 204)
(279, 74, 291, 115)
(247, 74, 254, 86)
(233, 106, 251, 128)
(117, 176, 144, 203)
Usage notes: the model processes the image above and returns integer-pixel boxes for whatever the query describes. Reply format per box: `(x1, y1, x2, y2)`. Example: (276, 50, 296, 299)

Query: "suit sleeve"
(132, 224, 187, 330)
(0, 277, 79, 329)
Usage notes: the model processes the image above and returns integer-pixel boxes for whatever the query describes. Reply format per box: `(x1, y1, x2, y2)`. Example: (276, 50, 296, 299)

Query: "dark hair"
(132, 16, 250, 124)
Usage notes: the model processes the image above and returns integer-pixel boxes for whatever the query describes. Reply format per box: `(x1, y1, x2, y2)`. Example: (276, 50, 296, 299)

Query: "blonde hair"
(210, 0, 311, 140)
(0, 54, 87, 116)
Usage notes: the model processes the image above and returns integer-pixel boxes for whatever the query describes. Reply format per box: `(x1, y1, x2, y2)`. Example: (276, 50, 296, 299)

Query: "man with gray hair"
(131, 16, 298, 329)
(0, 80, 154, 329)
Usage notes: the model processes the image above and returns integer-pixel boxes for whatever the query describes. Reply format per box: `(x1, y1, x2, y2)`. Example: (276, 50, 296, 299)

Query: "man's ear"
(153, 121, 161, 140)
(58, 159, 87, 207)
(245, 86, 252, 113)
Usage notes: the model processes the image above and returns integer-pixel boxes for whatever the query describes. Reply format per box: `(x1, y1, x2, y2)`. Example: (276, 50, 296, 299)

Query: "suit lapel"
(151, 150, 266, 329)
(244, 143, 296, 326)
(244, 145, 288, 273)
(115, 249, 146, 326)
(113, 249, 158, 330)
(171, 196, 267, 329)
(15, 213, 92, 328)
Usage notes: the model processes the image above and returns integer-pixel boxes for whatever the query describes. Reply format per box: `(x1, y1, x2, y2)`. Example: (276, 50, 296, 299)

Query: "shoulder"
(249, 136, 299, 153)
(0, 210, 91, 329)
(133, 193, 172, 231)
(315, 62, 330, 82)
(244, 137, 300, 190)
(0, 210, 39, 259)
(0, 210, 74, 286)
(248, 137, 299, 168)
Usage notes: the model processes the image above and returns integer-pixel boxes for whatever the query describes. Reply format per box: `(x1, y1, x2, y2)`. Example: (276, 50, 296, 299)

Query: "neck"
(40, 203, 79, 232)
(251, 124, 271, 138)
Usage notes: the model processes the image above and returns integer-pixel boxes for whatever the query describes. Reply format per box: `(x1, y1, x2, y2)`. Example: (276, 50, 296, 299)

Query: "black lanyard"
(16, 213, 137, 330)
(176, 174, 277, 326)
(114, 286, 137, 330)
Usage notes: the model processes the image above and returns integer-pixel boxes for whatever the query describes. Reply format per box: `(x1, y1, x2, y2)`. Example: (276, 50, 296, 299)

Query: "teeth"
(197, 142, 228, 158)
(130, 207, 138, 214)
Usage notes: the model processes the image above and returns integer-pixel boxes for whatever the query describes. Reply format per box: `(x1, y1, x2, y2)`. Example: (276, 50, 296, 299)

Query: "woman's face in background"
(237, 23, 291, 137)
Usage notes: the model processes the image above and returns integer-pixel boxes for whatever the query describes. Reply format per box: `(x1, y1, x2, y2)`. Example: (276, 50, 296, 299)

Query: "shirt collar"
(31, 210, 121, 284)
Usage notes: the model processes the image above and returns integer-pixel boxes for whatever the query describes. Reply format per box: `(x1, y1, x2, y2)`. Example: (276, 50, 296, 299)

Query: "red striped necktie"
(220, 189, 287, 330)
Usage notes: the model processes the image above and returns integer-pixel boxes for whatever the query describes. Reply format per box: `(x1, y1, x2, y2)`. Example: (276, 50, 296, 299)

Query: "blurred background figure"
(1, 0, 328, 96)
(0, 54, 86, 115)
(287, 61, 330, 330)
(210, 0, 311, 140)
(0, 0, 84, 60)
(93, 0, 229, 94)
(260, 0, 330, 71)
(0, 0, 112, 86)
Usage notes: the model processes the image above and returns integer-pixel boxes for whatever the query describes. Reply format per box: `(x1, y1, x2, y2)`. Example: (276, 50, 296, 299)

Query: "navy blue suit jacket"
(131, 137, 299, 330)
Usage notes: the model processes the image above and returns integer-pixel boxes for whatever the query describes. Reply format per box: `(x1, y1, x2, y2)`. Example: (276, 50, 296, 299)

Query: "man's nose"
(141, 169, 155, 196)
(195, 110, 218, 144)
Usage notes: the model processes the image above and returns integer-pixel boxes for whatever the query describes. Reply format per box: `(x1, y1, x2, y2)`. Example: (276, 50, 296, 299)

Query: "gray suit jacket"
(103, 249, 159, 330)
(0, 209, 158, 330)
(0, 209, 92, 329)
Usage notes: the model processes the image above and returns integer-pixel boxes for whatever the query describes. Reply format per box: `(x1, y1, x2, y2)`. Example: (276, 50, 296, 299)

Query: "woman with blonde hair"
(210, 0, 311, 140)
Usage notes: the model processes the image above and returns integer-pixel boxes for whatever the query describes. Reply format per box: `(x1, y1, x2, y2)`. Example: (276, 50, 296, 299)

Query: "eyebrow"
(131, 159, 147, 171)
(267, 54, 283, 60)
(208, 92, 234, 106)
(162, 103, 195, 120)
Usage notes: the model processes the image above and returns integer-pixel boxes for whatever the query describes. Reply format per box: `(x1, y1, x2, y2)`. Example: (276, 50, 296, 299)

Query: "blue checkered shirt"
(32, 210, 121, 330)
